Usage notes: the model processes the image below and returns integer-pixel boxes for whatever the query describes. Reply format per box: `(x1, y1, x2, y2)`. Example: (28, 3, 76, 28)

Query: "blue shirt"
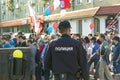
(10, 39, 16, 47)
(112, 42, 120, 62)
(92, 42, 99, 54)
(91, 42, 99, 60)
(3, 42, 11, 48)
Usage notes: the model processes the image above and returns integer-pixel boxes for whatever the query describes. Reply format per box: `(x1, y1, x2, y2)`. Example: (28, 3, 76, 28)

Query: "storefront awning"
(45, 7, 99, 21)
(0, 18, 28, 27)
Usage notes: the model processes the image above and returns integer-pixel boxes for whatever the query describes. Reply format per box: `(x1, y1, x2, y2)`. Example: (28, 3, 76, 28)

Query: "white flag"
(53, 0, 60, 10)
(28, 1, 38, 32)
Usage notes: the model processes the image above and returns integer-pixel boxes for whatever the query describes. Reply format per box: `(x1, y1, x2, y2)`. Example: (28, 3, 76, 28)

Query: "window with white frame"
(86, 0, 91, 3)
(76, 0, 82, 5)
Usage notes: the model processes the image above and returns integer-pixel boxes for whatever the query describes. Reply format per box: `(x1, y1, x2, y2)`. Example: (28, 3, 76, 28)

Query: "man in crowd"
(26, 39, 37, 80)
(99, 34, 114, 80)
(112, 36, 120, 80)
(1, 36, 11, 48)
(88, 37, 99, 79)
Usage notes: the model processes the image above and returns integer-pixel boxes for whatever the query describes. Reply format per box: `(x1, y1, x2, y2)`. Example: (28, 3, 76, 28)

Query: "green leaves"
(6, 0, 14, 12)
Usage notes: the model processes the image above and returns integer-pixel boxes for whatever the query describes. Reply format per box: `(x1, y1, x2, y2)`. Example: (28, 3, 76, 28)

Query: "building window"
(17, 25, 31, 33)
(99, 0, 103, 1)
(86, 0, 91, 3)
(2, 27, 11, 33)
(76, 0, 82, 5)
(94, 18, 100, 33)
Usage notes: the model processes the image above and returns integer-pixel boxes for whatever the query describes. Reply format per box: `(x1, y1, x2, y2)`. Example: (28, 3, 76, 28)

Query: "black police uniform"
(44, 34, 89, 80)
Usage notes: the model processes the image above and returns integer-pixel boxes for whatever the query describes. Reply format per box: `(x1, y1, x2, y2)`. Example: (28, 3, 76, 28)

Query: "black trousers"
(35, 64, 42, 80)
(54, 73, 77, 80)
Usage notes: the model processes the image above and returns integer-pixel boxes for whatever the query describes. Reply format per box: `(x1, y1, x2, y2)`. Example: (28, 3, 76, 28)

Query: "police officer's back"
(44, 20, 89, 80)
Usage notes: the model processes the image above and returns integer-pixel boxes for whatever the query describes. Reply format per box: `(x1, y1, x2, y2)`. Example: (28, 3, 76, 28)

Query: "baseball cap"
(58, 20, 71, 30)
(112, 36, 120, 41)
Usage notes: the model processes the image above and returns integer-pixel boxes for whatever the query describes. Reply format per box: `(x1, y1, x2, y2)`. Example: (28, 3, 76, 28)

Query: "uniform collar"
(61, 34, 71, 38)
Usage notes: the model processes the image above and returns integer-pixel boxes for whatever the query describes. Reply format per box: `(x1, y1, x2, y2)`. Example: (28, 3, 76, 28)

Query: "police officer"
(44, 20, 89, 80)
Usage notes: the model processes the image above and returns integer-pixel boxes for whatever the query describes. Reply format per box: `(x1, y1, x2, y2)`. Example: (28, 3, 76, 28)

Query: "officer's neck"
(61, 31, 70, 36)
(61, 32, 70, 36)
(62, 33, 70, 36)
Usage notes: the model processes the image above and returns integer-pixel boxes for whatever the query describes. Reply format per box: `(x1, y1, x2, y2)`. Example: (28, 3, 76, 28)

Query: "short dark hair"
(18, 31, 24, 36)
(97, 39, 102, 45)
(100, 34, 105, 39)
(18, 35, 25, 40)
(58, 20, 71, 32)
(27, 39, 33, 44)
(2, 36, 7, 40)
(2, 36, 9, 41)
(112, 36, 120, 41)
(84, 36, 90, 43)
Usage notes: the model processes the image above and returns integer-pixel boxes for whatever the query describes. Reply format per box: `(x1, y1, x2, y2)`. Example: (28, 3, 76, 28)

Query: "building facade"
(0, 0, 120, 35)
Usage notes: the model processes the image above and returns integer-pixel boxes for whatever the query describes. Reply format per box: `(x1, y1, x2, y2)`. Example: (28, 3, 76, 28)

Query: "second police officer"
(44, 20, 89, 80)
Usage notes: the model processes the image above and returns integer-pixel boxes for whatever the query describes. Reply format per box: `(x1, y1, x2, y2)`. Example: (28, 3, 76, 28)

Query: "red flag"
(60, 0, 70, 9)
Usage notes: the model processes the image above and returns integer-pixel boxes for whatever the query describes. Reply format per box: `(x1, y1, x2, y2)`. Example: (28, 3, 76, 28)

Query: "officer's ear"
(58, 29, 61, 33)
(67, 28, 71, 34)
(68, 28, 71, 32)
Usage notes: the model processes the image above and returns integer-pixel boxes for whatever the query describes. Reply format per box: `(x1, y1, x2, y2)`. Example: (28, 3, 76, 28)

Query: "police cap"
(58, 20, 71, 30)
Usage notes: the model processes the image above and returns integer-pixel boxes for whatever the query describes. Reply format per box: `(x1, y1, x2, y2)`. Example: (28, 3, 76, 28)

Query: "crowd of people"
(0, 20, 120, 80)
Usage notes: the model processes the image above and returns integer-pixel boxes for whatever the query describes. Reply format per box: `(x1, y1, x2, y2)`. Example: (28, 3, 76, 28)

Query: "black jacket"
(44, 34, 89, 80)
